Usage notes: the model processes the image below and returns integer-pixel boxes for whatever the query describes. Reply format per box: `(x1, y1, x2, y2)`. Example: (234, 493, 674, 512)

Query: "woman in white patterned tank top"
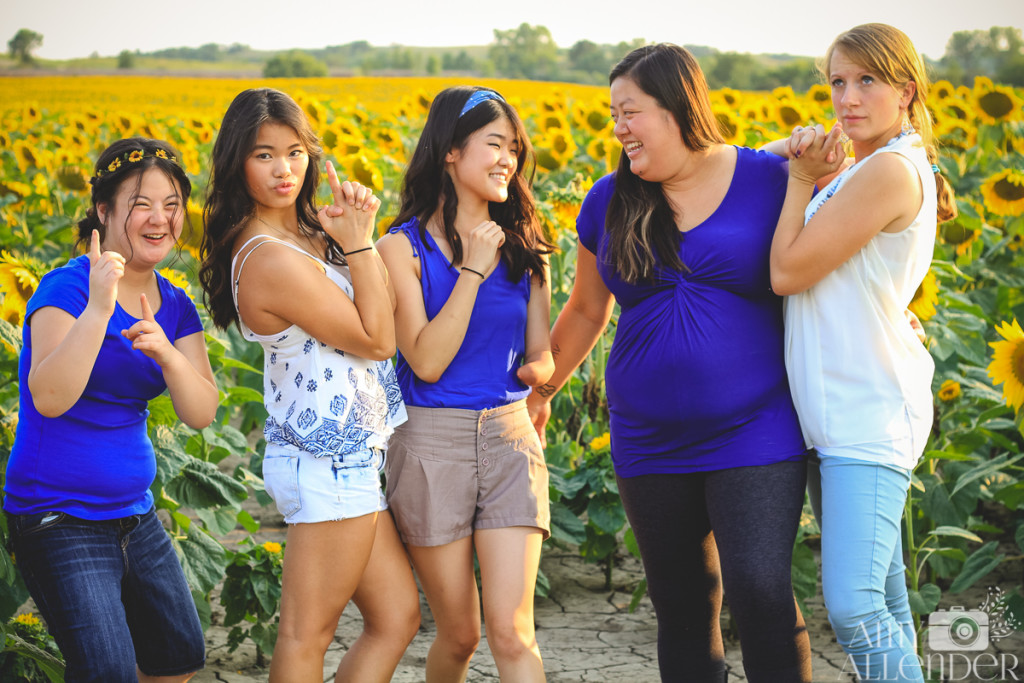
(200, 88, 418, 683)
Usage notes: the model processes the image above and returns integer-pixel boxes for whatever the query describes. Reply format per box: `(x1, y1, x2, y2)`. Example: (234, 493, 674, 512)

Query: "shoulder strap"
(231, 235, 316, 308)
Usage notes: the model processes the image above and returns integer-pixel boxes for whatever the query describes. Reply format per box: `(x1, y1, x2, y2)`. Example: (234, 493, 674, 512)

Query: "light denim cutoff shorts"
(262, 443, 387, 524)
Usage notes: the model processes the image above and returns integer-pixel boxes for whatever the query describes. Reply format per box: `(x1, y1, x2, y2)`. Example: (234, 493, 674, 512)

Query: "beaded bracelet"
(343, 246, 374, 256)
(461, 266, 485, 279)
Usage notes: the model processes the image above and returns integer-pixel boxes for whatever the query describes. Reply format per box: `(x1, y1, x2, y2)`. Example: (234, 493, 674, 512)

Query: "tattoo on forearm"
(551, 343, 560, 358)
(536, 383, 556, 398)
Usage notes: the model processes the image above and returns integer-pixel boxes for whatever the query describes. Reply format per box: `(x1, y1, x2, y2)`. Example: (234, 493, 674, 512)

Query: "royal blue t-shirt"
(5, 255, 204, 519)
(577, 147, 807, 477)
(389, 217, 532, 410)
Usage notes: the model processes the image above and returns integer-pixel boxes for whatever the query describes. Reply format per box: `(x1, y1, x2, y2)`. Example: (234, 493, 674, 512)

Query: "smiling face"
(244, 121, 309, 216)
(98, 167, 184, 269)
(445, 115, 519, 205)
(610, 75, 686, 182)
(830, 46, 915, 152)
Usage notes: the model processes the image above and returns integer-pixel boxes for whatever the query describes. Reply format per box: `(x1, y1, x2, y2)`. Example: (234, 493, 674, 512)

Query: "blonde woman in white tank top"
(768, 24, 956, 683)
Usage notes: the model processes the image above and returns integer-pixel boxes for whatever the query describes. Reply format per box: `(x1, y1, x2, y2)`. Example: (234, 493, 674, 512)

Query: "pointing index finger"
(89, 229, 101, 263)
(140, 293, 156, 322)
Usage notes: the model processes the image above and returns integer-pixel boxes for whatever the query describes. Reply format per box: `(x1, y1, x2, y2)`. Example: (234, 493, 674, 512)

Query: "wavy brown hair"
(604, 44, 726, 283)
(823, 24, 957, 222)
(199, 88, 330, 330)
(390, 86, 553, 284)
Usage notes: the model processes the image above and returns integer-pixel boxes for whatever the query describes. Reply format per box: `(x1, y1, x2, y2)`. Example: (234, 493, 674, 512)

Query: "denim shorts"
(262, 443, 387, 524)
(6, 507, 205, 682)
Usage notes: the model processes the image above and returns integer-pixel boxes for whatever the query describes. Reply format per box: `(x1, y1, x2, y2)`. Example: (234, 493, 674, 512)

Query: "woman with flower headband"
(771, 24, 956, 682)
(199, 88, 418, 682)
(376, 86, 555, 681)
(5, 137, 217, 682)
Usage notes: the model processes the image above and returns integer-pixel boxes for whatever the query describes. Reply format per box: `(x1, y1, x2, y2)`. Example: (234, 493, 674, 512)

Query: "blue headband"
(459, 90, 505, 118)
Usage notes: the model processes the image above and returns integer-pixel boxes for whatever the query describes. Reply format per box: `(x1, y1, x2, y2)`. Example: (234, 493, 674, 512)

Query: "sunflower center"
(779, 106, 801, 128)
(994, 177, 1024, 202)
(978, 91, 1013, 119)
(1012, 342, 1024, 386)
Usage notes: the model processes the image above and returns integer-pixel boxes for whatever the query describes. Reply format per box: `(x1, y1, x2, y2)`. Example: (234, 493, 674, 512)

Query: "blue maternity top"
(577, 147, 807, 477)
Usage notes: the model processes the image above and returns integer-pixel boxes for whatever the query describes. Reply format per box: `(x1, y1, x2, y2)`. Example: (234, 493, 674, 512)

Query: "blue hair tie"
(931, 164, 940, 174)
(459, 90, 505, 118)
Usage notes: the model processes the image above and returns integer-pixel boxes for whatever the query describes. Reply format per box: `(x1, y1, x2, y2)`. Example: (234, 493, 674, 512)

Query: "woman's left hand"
(122, 293, 175, 366)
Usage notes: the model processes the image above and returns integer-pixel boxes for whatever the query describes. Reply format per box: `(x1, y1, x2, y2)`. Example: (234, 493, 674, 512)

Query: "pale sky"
(5, 0, 1023, 62)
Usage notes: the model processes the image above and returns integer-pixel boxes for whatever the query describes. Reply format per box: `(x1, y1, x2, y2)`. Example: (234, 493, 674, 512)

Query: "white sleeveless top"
(231, 235, 406, 456)
(784, 133, 936, 468)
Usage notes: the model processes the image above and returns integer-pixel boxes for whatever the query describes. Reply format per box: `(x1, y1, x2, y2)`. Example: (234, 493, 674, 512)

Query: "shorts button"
(481, 442, 489, 450)
(482, 458, 490, 466)
(481, 427, 487, 435)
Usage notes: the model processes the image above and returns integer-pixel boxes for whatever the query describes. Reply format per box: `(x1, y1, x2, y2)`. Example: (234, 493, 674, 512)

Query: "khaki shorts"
(385, 400, 550, 546)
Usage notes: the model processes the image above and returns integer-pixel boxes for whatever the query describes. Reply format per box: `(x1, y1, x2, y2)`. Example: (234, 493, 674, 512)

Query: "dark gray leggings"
(617, 459, 811, 683)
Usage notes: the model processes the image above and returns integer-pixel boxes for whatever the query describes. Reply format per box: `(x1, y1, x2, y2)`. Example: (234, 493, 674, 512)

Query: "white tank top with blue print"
(231, 235, 406, 456)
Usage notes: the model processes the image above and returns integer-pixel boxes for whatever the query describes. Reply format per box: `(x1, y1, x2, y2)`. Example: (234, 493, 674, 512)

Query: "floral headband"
(91, 148, 178, 184)
(459, 90, 505, 118)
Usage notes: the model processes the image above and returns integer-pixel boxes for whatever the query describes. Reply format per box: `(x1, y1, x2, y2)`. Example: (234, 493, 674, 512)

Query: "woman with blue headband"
(377, 86, 556, 681)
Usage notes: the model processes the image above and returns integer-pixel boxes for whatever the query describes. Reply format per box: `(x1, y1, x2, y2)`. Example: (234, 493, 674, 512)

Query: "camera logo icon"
(928, 606, 990, 651)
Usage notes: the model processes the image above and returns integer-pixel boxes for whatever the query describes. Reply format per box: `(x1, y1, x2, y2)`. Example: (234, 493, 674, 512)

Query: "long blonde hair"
(823, 23, 956, 222)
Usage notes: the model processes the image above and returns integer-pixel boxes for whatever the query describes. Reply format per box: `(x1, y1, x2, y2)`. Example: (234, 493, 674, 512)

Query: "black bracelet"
(461, 266, 485, 280)
(343, 246, 373, 256)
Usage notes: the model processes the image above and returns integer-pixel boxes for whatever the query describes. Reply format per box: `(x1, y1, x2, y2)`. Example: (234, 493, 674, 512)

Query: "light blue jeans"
(808, 453, 925, 682)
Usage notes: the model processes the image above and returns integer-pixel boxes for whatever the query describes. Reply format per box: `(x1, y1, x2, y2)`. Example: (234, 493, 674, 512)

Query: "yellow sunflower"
(988, 319, 1024, 411)
(0, 251, 41, 325)
(128, 149, 144, 163)
(980, 169, 1024, 217)
(56, 165, 89, 192)
(262, 541, 283, 554)
(155, 149, 169, 159)
(908, 270, 938, 321)
(931, 80, 956, 101)
(938, 217, 980, 256)
(937, 379, 961, 402)
(974, 85, 1022, 125)
(13, 613, 41, 627)
(589, 432, 610, 451)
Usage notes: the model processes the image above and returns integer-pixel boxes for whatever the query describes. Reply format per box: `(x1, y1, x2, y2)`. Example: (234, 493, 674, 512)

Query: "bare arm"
(376, 220, 504, 383)
(121, 293, 217, 429)
(770, 126, 923, 295)
(525, 242, 615, 443)
(236, 167, 395, 360)
(516, 261, 555, 389)
(27, 230, 124, 417)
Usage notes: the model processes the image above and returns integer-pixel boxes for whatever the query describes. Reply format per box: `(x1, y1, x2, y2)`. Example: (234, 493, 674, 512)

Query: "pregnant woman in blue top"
(5, 138, 218, 682)
(527, 45, 811, 682)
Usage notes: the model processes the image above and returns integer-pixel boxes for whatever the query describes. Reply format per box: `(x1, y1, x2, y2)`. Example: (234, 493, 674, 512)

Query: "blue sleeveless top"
(389, 217, 532, 410)
(577, 147, 808, 477)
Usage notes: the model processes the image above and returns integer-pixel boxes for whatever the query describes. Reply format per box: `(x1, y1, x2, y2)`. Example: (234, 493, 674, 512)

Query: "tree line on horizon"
(8, 24, 1024, 88)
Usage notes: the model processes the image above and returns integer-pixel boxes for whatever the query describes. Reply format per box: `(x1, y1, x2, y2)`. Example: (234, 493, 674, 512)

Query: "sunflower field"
(1, 74, 1024, 663)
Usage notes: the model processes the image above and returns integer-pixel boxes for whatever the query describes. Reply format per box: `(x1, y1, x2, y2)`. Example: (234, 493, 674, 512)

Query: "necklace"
(256, 216, 320, 253)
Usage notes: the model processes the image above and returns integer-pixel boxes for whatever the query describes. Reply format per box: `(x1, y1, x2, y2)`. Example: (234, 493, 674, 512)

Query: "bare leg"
(337, 511, 421, 682)
(407, 537, 481, 683)
(269, 513, 377, 683)
(476, 527, 546, 682)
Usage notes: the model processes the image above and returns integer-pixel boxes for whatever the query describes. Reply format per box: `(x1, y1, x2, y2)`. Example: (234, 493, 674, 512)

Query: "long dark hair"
(823, 24, 957, 223)
(606, 44, 725, 283)
(391, 86, 553, 284)
(78, 137, 192, 260)
(200, 88, 329, 330)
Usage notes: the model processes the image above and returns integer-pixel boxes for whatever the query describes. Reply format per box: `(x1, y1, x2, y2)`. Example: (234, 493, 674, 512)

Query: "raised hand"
(317, 160, 381, 254)
(87, 229, 125, 318)
(462, 220, 505, 278)
(122, 293, 175, 366)
(789, 124, 845, 185)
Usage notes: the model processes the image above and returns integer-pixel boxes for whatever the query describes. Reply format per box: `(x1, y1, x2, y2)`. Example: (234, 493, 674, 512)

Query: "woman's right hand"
(463, 220, 505, 277)
(526, 392, 551, 447)
(87, 229, 124, 318)
(788, 124, 845, 185)
(318, 161, 380, 253)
